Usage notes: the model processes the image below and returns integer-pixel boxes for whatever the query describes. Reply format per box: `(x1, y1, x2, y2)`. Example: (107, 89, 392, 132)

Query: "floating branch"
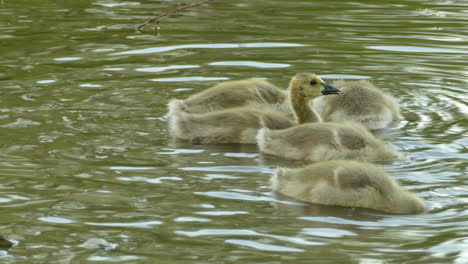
(136, 0, 215, 32)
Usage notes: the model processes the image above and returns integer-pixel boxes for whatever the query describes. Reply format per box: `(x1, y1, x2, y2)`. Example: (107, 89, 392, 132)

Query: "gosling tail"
(167, 99, 187, 116)
(168, 99, 191, 138)
(270, 167, 288, 192)
(365, 141, 407, 162)
(256, 127, 271, 152)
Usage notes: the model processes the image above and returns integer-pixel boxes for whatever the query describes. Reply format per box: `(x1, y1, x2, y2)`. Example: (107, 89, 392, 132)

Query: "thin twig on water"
(136, 0, 215, 32)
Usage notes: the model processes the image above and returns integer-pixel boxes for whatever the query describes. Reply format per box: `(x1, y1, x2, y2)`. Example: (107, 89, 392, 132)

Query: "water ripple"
(117, 176, 183, 184)
(195, 191, 274, 202)
(209, 61, 290, 68)
(0, 194, 29, 204)
(175, 228, 322, 246)
(367, 45, 468, 53)
(135, 65, 199, 73)
(300, 228, 357, 238)
(85, 220, 163, 228)
(321, 74, 371, 79)
(150, 76, 230, 82)
(87, 255, 143, 262)
(195, 211, 249, 216)
(173, 216, 211, 223)
(157, 148, 205, 155)
(225, 239, 304, 252)
(53, 57, 83, 61)
(38, 216, 75, 224)
(180, 166, 272, 173)
(111, 43, 306, 56)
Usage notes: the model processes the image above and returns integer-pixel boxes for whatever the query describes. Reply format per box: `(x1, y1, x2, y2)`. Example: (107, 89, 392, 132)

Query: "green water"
(1, 0, 467, 263)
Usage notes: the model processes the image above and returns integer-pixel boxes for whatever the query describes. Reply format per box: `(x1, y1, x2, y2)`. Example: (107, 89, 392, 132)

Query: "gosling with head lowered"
(168, 78, 287, 114)
(271, 160, 425, 214)
(256, 120, 403, 163)
(168, 73, 340, 144)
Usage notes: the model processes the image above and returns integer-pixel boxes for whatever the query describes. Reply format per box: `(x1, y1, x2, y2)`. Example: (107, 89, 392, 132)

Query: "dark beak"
(321, 82, 340, 95)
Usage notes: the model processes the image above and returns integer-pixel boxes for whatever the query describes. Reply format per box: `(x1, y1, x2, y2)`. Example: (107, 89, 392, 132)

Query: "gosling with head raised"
(168, 73, 340, 144)
(271, 160, 425, 214)
(312, 80, 402, 130)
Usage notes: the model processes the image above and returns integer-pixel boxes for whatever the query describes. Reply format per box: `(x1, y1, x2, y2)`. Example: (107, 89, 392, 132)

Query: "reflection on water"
(208, 61, 291, 68)
(367, 45, 468, 53)
(150, 76, 230, 82)
(135, 65, 199, 73)
(111, 43, 306, 55)
(0, 0, 467, 263)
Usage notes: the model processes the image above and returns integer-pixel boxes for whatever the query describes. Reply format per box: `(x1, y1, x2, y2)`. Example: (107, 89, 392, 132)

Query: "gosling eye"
(309, 80, 317, 85)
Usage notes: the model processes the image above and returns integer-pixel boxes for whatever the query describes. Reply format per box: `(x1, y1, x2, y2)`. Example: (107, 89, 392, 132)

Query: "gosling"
(168, 78, 286, 114)
(168, 73, 340, 144)
(312, 80, 402, 130)
(257, 122, 404, 162)
(271, 160, 425, 214)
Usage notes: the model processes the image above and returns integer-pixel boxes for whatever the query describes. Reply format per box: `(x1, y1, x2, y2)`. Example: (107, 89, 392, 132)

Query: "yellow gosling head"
(290, 73, 340, 99)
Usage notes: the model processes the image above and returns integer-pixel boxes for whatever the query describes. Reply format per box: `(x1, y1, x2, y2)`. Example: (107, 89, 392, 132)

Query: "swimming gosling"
(168, 73, 340, 144)
(312, 80, 402, 130)
(271, 160, 425, 214)
(257, 122, 404, 162)
(168, 78, 286, 114)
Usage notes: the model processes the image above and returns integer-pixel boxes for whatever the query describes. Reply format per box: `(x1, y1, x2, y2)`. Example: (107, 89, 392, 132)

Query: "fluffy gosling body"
(257, 122, 403, 162)
(271, 160, 425, 214)
(168, 73, 340, 144)
(169, 106, 293, 144)
(169, 79, 286, 114)
(312, 80, 402, 130)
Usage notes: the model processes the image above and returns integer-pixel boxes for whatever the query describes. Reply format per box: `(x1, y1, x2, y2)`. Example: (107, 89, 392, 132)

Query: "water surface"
(0, 0, 467, 263)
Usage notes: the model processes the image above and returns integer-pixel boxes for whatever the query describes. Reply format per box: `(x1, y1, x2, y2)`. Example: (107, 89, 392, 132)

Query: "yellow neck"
(289, 87, 320, 124)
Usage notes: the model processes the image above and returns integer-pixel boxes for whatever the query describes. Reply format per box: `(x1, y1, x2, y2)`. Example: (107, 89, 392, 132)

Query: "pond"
(0, 0, 467, 263)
